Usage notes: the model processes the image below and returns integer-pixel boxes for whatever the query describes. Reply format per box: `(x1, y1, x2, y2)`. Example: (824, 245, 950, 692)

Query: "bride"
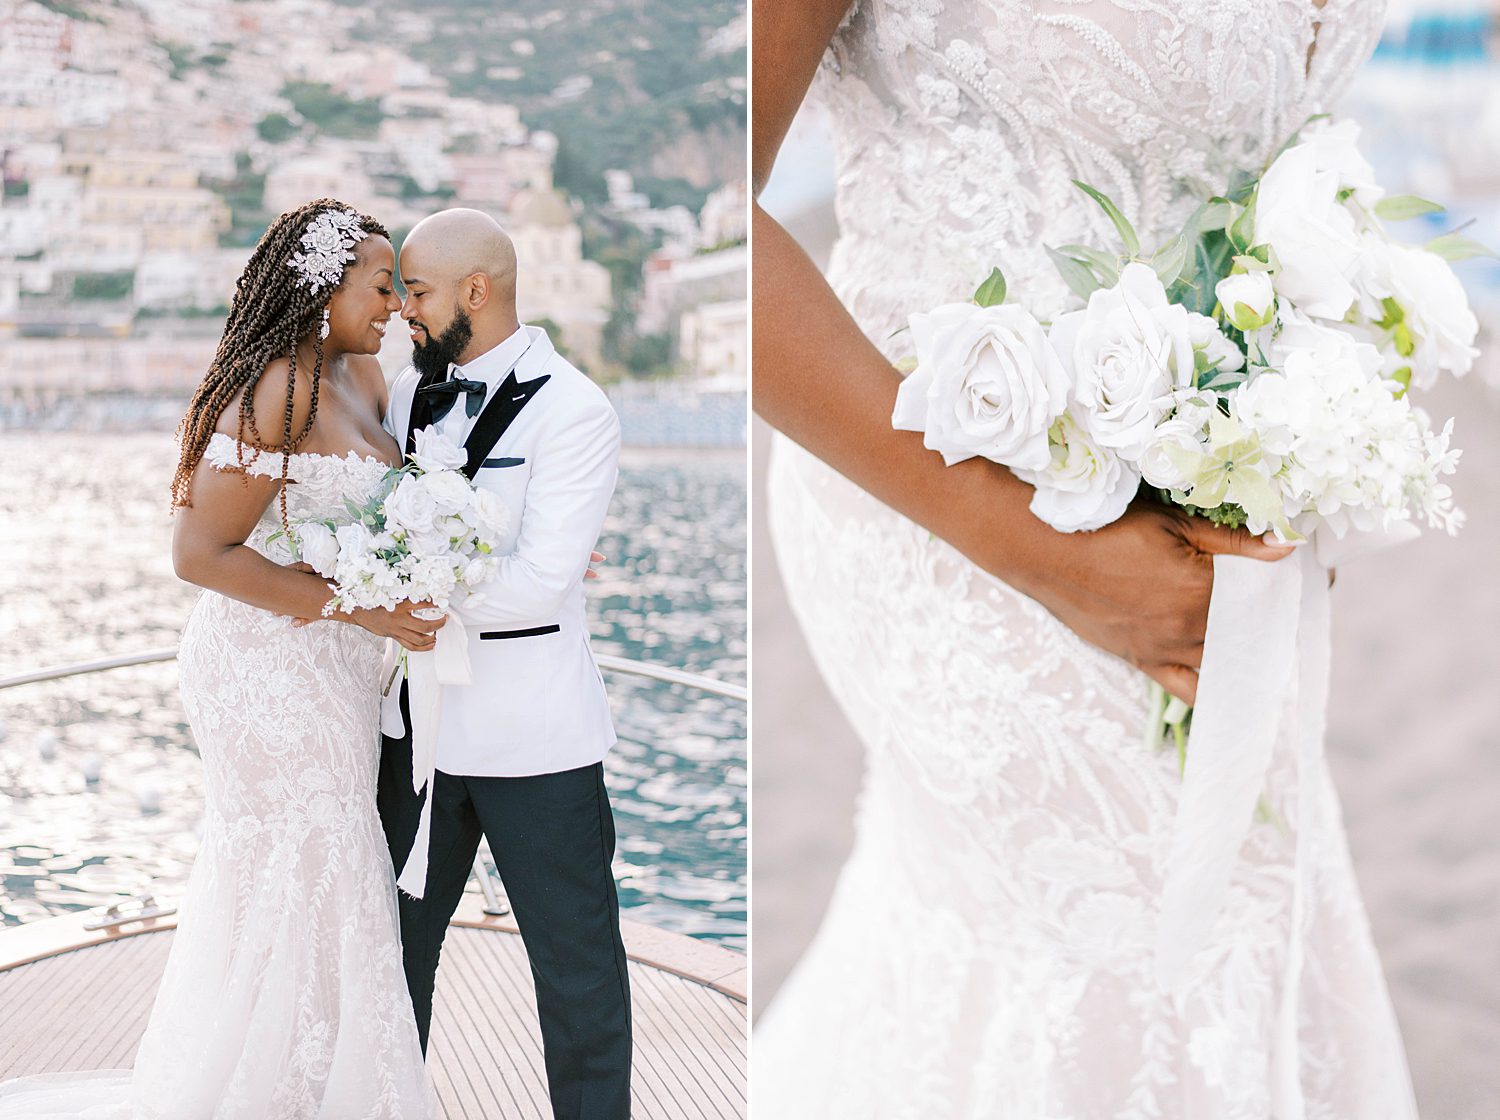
(753, 1, 1419, 1117)
(0, 199, 441, 1117)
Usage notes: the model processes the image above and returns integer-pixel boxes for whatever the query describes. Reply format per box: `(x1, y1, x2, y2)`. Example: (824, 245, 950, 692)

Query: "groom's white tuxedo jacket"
(381, 324, 620, 777)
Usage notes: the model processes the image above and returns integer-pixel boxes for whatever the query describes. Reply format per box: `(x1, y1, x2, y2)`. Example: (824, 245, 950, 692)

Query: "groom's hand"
(1026, 501, 1296, 706)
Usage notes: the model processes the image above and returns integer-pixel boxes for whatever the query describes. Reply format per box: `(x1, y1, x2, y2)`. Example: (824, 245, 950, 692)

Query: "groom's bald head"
(402, 209, 517, 293)
(399, 208, 521, 364)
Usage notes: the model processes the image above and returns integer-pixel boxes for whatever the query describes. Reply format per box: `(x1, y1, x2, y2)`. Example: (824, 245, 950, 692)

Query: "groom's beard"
(411, 307, 475, 381)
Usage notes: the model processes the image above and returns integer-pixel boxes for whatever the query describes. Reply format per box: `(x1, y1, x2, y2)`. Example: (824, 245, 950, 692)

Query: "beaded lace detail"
(0, 434, 435, 1117)
(757, 2, 1420, 1117)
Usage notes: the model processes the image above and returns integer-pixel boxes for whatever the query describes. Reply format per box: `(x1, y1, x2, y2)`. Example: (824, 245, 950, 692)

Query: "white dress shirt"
(433, 325, 533, 445)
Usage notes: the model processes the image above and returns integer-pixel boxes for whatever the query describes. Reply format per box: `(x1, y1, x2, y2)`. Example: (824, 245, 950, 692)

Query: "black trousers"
(378, 728, 633, 1120)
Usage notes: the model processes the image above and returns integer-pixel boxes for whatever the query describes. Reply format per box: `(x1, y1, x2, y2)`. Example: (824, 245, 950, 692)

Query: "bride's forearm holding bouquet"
(171, 360, 444, 652)
(752, 0, 1290, 705)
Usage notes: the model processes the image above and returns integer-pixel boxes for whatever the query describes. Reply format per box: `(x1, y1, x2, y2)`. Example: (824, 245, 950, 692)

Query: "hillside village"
(0, 0, 746, 424)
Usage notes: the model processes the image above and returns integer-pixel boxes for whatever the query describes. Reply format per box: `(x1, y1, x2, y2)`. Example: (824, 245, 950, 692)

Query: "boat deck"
(0, 896, 746, 1118)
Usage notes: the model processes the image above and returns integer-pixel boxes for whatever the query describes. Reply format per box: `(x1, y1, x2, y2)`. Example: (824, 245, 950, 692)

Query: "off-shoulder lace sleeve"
(203, 432, 288, 479)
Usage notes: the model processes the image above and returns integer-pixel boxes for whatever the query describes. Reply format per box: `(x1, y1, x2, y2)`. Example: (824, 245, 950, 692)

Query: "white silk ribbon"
(395, 616, 471, 898)
(1155, 549, 1308, 991)
(1154, 525, 1418, 1116)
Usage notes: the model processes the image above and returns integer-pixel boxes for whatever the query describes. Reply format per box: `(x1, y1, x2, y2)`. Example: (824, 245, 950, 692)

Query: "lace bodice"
(817, 0, 1387, 336)
(202, 432, 395, 560)
(758, 4, 1418, 1116)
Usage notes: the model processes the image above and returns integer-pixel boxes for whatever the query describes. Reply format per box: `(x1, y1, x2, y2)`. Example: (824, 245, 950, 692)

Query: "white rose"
(383, 474, 440, 536)
(891, 301, 1069, 472)
(1015, 410, 1141, 533)
(1139, 409, 1212, 491)
(1299, 119, 1383, 209)
(1186, 312, 1245, 379)
(469, 488, 512, 544)
(1253, 142, 1363, 321)
(415, 468, 474, 516)
(334, 520, 374, 559)
(1353, 240, 1478, 388)
(411, 424, 469, 473)
(1052, 263, 1196, 461)
(460, 556, 495, 587)
(1215, 271, 1276, 332)
(294, 520, 340, 577)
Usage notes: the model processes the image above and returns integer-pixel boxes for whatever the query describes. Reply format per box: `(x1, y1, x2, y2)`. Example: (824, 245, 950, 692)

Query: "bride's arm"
(171, 360, 440, 650)
(753, 0, 1292, 703)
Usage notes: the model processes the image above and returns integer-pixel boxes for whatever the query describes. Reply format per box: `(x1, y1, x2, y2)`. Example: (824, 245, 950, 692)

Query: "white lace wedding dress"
(756, 2, 1419, 1117)
(0, 434, 435, 1119)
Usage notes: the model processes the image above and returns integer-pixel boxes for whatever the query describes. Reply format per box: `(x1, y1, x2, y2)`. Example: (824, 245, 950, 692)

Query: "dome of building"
(509, 188, 573, 228)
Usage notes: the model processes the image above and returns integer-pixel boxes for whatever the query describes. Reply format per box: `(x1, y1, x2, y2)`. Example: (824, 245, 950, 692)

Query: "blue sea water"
(0, 433, 746, 950)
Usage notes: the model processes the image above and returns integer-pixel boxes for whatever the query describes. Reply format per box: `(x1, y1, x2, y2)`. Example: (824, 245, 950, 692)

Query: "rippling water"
(0, 432, 746, 949)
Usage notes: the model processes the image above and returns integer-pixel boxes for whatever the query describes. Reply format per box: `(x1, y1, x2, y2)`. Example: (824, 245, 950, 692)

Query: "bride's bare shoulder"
(754, 0, 854, 188)
(213, 357, 314, 448)
(345, 353, 390, 419)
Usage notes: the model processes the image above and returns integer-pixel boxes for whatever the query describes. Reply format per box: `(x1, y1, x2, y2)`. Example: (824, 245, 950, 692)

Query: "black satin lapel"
(404, 372, 442, 456)
(461, 371, 550, 479)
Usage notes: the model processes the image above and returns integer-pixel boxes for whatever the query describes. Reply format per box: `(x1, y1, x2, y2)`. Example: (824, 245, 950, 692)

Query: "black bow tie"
(416, 374, 487, 423)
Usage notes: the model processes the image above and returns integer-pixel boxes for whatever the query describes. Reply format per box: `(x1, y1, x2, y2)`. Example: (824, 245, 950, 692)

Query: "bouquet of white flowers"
(891, 118, 1484, 989)
(281, 425, 509, 619)
(894, 118, 1474, 545)
(277, 424, 511, 898)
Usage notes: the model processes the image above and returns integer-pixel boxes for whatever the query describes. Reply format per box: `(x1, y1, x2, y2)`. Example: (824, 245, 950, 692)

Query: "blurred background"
(753, 4, 1500, 1117)
(0, 0, 747, 951)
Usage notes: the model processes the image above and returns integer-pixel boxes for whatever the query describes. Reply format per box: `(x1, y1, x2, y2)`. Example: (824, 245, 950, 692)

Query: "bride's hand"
(341, 601, 447, 651)
(1023, 502, 1296, 705)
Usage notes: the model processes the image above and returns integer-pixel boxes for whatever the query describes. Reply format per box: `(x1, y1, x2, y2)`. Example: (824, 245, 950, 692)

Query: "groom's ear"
(461, 271, 490, 310)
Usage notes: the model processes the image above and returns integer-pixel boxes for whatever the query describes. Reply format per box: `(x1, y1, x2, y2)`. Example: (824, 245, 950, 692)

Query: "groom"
(376, 208, 631, 1119)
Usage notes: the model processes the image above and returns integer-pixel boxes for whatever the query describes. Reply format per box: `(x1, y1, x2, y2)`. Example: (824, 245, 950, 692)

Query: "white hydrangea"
(1232, 336, 1463, 539)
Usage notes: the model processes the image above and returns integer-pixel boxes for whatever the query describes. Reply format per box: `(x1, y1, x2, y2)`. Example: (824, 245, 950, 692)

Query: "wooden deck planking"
(439, 929, 552, 1119)
(0, 924, 746, 1119)
(661, 973, 744, 1103)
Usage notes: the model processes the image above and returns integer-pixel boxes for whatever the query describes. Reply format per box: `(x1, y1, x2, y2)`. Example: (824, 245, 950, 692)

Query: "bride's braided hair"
(170, 198, 388, 528)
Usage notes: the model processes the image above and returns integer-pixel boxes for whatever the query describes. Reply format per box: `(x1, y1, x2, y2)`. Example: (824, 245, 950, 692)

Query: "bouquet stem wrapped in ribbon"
(279, 425, 511, 898)
(892, 119, 1481, 1001)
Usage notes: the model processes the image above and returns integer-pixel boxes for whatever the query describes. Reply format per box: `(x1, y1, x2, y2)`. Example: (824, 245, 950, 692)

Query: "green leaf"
(1151, 231, 1193, 287)
(1391, 367, 1412, 398)
(973, 266, 1008, 307)
(1227, 200, 1257, 253)
(1045, 244, 1103, 301)
(1425, 231, 1499, 261)
(1200, 367, 1248, 393)
(1229, 166, 1262, 202)
(1197, 201, 1232, 232)
(1376, 296, 1404, 330)
(1071, 180, 1140, 256)
(1374, 194, 1445, 222)
(1055, 243, 1120, 285)
(1393, 321, 1415, 358)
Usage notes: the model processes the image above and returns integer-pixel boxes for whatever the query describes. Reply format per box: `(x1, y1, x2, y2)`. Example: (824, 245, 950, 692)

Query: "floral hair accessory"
(286, 206, 369, 294)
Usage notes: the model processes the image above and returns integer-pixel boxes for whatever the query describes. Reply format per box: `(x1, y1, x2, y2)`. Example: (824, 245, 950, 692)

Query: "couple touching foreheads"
(0, 201, 632, 1118)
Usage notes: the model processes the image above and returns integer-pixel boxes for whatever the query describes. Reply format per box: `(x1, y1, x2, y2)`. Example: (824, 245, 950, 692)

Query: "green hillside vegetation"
(354, 0, 745, 210)
(282, 81, 384, 140)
